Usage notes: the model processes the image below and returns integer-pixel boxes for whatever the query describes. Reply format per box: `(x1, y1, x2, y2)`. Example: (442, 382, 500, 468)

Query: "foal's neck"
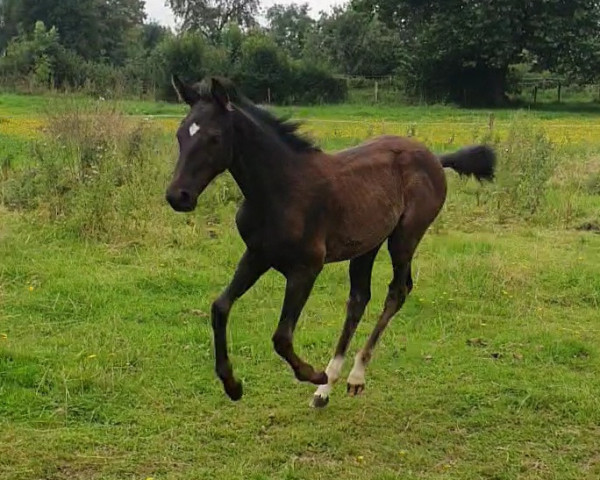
(228, 113, 301, 204)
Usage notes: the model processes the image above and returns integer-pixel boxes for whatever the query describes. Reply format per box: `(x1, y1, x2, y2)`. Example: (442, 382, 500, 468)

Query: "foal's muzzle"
(166, 187, 197, 212)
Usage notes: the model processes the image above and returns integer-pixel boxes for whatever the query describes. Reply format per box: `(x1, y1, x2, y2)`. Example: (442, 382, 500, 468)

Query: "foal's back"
(314, 135, 447, 263)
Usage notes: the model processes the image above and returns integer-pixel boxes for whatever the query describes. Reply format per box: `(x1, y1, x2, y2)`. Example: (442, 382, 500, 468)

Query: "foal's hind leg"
(311, 247, 380, 408)
(347, 226, 421, 396)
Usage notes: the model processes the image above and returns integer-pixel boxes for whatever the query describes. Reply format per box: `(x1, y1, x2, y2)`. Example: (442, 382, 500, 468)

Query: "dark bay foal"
(166, 76, 496, 407)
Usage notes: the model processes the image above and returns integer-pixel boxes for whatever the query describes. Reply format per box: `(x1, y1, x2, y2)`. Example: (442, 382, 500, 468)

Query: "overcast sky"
(144, 0, 347, 27)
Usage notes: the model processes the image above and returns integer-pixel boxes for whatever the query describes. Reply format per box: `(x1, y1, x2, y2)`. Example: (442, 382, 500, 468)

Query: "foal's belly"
(324, 200, 403, 262)
(317, 148, 409, 263)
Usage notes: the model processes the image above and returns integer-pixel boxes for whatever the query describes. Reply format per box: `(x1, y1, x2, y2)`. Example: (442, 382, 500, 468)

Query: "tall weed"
(494, 114, 557, 221)
(2, 100, 160, 239)
(0, 100, 243, 244)
(436, 114, 562, 231)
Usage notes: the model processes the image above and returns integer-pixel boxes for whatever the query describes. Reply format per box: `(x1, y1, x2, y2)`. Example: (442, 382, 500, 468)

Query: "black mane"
(240, 102, 321, 153)
(196, 77, 321, 154)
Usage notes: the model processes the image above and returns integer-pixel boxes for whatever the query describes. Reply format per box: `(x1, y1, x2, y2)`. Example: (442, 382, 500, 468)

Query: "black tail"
(439, 145, 496, 181)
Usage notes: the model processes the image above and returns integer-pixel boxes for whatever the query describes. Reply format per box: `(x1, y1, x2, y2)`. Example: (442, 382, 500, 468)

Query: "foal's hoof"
(224, 379, 243, 401)
(347, 382, 365, 397)
(310, 394, 330, 409)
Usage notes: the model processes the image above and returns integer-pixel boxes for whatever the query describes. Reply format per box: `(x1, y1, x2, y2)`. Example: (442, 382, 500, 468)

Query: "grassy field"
(1, 93, 600, 480)
(4, 92, 600, 151)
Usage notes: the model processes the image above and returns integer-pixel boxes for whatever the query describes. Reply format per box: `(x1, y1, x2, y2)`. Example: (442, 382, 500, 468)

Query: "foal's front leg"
(212, 250, 269, 401)
(272, 267, 328, 385)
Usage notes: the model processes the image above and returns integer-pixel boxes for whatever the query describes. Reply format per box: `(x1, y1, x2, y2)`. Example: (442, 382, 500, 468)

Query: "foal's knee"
(347, 290, 371, 316)
(351, 290, 371, 306)
(211, 298, 231, 326)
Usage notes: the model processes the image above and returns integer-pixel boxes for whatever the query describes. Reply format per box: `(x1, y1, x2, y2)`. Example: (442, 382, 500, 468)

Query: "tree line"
(1, 0, 600, 106)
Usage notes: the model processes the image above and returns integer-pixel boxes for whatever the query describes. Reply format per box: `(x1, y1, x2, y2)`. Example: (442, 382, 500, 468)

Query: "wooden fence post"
(557, 83, 562, 103)
(374, 81, 379, 102)
(267, 87, 271, 104)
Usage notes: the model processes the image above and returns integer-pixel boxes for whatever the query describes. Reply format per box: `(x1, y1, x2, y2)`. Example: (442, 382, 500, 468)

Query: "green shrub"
(287, 62, 347, 104)
(0, 21, 63, 90)
(151, 32, 230, 102)
(228, 34, 347, 105)
(235, 34, 291, 103)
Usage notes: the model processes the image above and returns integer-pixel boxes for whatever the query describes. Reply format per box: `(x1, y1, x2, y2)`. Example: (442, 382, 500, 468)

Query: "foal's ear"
(172, 75, 200, 107)
(210, 77, 233, 111)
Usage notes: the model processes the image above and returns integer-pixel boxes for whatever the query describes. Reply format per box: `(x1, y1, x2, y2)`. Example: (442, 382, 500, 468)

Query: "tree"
(266, 3, 314, 59)
(353, 0, 600, 106)
(0, 20, 64, 88)
(98, 0, 147, 65)
(221, 22, 244, 65)
(168, 0, 259, 41)
(0, 0, 20, 51)
(1, 0, 145, 63)
(236, 33, 290, 101)
(304, 7, 403, 77)
(141, 22, 171, 52)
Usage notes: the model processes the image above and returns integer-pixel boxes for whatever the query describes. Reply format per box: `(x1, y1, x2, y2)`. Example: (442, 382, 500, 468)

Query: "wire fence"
(330, 74, 600, 105)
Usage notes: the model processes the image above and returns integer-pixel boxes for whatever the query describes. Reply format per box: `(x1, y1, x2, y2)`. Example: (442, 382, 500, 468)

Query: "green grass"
(0, 134, 30, 166)
(1, 96, 600, 479)
(0, 92, 186, 117)
(4, 90, 600, 121)
(2, 211, 600, 479)
(280, 101, 600, 122)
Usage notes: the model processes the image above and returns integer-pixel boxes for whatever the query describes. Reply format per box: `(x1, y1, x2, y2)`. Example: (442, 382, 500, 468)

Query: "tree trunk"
(455, 66, 509, 107)
(487, 67, 509, 107)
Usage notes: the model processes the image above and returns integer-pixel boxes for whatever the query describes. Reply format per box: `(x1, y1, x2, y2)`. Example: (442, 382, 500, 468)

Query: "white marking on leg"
(312, 356, 344, 405)
(347, 351, 366, 387)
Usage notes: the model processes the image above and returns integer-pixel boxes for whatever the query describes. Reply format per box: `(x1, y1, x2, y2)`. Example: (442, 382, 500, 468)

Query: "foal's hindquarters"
(311, 138, 448, 407)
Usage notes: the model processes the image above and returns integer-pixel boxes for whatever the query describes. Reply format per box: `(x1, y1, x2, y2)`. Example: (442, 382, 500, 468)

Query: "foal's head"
(166, 76, 235, 212)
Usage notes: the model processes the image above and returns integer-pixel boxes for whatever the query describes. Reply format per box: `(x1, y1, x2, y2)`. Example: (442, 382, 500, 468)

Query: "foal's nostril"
(179, 190, 191, 205)
(166, 188, 194, 212)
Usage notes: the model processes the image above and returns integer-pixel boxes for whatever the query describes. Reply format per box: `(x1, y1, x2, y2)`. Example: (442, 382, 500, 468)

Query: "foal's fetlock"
(216, 362, 242, 401)
(312, 370, 328, 385)
(272, 333, 291, 358)
(222, 377, 243, 401)
(295, 364, 328, 385)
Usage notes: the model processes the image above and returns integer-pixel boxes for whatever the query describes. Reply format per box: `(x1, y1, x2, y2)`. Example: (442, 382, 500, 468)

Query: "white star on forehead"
(189, 122, 200, 137)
